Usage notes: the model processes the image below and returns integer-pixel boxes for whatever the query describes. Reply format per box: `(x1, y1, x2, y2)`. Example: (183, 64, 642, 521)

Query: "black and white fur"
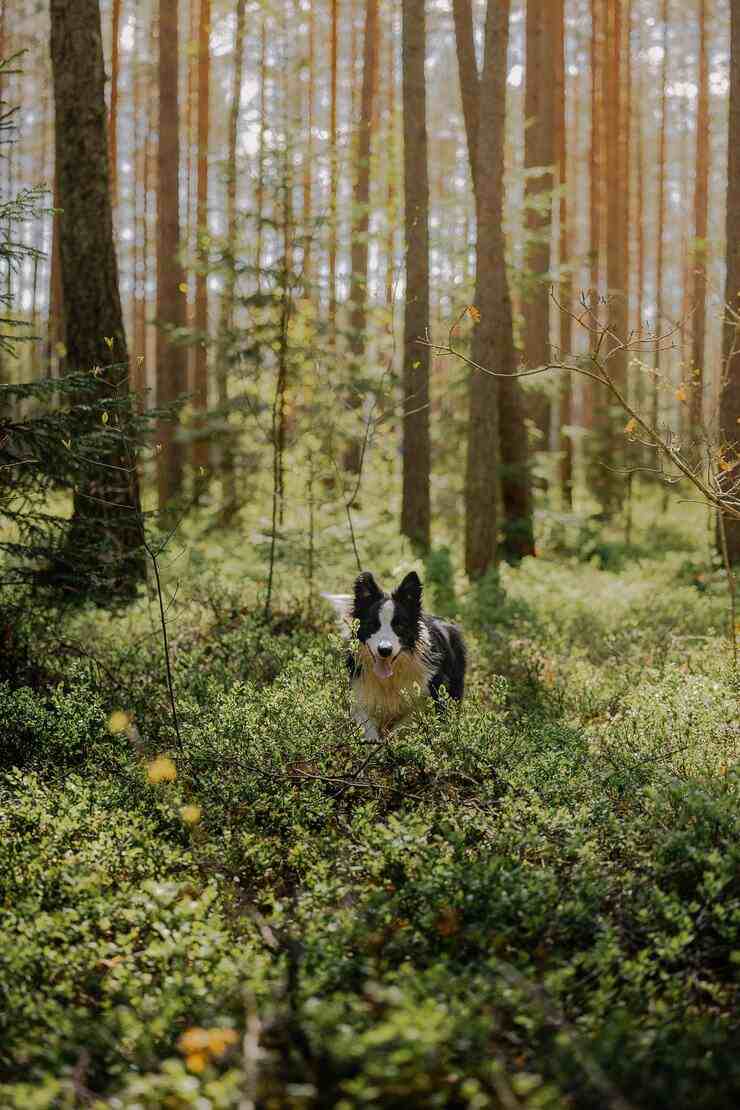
(324, 570, 466, 742)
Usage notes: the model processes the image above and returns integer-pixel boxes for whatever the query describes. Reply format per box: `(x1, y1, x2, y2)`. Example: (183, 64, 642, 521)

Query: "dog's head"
(352, 571, 423, 680)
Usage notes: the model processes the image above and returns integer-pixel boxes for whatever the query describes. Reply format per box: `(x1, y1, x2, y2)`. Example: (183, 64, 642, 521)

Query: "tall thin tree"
(400, 0, 431, 551)
(523, 0, 555, 443)
(555, 0, 573, 507)
(691, 0, 710, 436)
(721, 0, 740, 562)
(453, 0, 534, 564)
(193, 0, 211, 474)
(157, 0, 187, 509)
(216, 0, 247, 524)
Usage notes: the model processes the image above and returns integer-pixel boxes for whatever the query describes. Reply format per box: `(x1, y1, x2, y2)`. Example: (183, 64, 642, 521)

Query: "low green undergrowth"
(1, 546, 738, 1108)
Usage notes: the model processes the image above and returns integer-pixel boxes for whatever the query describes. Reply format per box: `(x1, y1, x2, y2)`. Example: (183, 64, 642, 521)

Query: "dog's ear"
(354, 571, 382, 614)
(393, 571, 422, 611)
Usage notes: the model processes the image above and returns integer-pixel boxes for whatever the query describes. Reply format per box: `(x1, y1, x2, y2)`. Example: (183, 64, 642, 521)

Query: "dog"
(323, 570, 466, 742)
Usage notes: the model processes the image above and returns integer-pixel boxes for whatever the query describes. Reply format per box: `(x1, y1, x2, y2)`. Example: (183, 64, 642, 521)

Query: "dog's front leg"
(352, 703, 380, 743)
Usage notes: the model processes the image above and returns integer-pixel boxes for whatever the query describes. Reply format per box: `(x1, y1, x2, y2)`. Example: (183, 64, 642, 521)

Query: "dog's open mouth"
(372, 653, 398, 680)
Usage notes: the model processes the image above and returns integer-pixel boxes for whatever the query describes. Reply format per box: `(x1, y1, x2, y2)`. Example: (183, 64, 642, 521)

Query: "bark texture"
(216, 0, 246, 524)
(465, 0, 513, 577)
(193, 0, 211, 473)
(691, 0, 709, 436)
(523, 0, 555, 444)
(49, 0, 144, 595)
(400, 0, 431, 551)
(722, 0, 740, 561)
(156, 0, 187, 510)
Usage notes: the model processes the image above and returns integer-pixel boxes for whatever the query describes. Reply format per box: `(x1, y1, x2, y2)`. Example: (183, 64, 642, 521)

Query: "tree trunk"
(193, 0, 211, 475)
(156, 0, 187, 510)
(454, 0, 533, 567)
(465, 1, 516, 577)
(256, 14, 267, 294)
(721, 0, 740, 561)
(303, 0, 315, 285)
(217, 0, 246, 525)
(691, 0, 710, 436)
(108, 0, 121, 212)
(653, 0, 669, 431)
(555, 0, 573, 507)
(384, 8, 398, 307)
(329, 0, 339, 341)
(343, 0, 379, 473)
(523, 0, 555, 444)
(400, 0, 431, 552)
(586, 0, 604, 433)
(599, 0, 628, 517)
(49, 0, 144, 597)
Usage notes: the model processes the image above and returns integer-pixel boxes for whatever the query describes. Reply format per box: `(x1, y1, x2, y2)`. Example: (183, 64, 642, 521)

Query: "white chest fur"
(353, 643, 433, 729)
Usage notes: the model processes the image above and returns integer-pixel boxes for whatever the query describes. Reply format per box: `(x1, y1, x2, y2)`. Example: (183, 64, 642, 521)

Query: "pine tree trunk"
(400, 0, 431, 552)
(256, 14, 267, 294)
(384, 9, 398, 307)
(108, 0, 121, 211)
(454, 0, 533, 566)
(156, 0, 187, 510)
(523, 0, 555, 444)
(464, 1, 516, 577)
(343, 0, 379, 472)
(217, 0, 246, 524)
(49, 0, 144, 596)
(193, 0, 211, 474)
(303, 0, 315, 285)
(721, 0, 740, 561)
(555, 0, 573, 507)
(653, 0, 669, 431)
(599, 0, 627, 516)
(348, 0, 379, 358)
(691, 0, 710, 436)
(329, 0, 339, 340)
(586, 0, 604, 433)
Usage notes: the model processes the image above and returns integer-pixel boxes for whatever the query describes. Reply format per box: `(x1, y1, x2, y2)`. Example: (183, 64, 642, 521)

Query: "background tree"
(522, 0, 555, 444)
(722, 0, 740, 563)
(193, 0, 211, 475)
(400, 0, 431, 552)
(157, 0, 187, 511)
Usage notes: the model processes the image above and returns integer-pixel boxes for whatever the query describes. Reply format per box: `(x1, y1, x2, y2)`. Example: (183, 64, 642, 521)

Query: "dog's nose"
(377, 642, 393, 658)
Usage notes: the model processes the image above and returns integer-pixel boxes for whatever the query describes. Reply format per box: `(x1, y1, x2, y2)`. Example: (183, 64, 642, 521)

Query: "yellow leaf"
(207, 1028, 239, 1056)
(147, 756, 177, 784)
(185, 1052, 207, 1073)
(467, 305, 481, 322)
(101, 411, 109, 425)
(198, 466, 206, 477)
(92, 365, 102, 377)
(675, 384, 687, 403)
(179, 282, 188, 294)
(107, 710, 130, 734)
(62, 439, 71, 450)
(179, 1028, 211, 1055)
(104, 336, 114, 349)
(624, 417, 638, 435)
(180, 804, 202, 825)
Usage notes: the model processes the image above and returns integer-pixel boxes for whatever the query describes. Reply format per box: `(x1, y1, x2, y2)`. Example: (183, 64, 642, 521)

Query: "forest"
(0, 0, 739, 1105)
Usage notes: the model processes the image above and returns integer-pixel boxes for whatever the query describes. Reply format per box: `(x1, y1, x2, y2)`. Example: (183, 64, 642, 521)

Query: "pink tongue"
(374, 657, 394, 680)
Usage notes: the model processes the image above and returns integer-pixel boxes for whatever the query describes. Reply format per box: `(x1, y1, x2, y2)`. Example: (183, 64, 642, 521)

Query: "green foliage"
(0, 540, 738, 1108)
(424, 546, 458, 617)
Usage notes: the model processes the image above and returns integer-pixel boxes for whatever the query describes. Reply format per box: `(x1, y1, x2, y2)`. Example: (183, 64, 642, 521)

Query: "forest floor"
(1, 494, 739, 1109)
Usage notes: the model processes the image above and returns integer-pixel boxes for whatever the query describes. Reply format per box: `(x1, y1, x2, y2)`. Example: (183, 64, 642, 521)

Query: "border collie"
(324, 570, 466, 741)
